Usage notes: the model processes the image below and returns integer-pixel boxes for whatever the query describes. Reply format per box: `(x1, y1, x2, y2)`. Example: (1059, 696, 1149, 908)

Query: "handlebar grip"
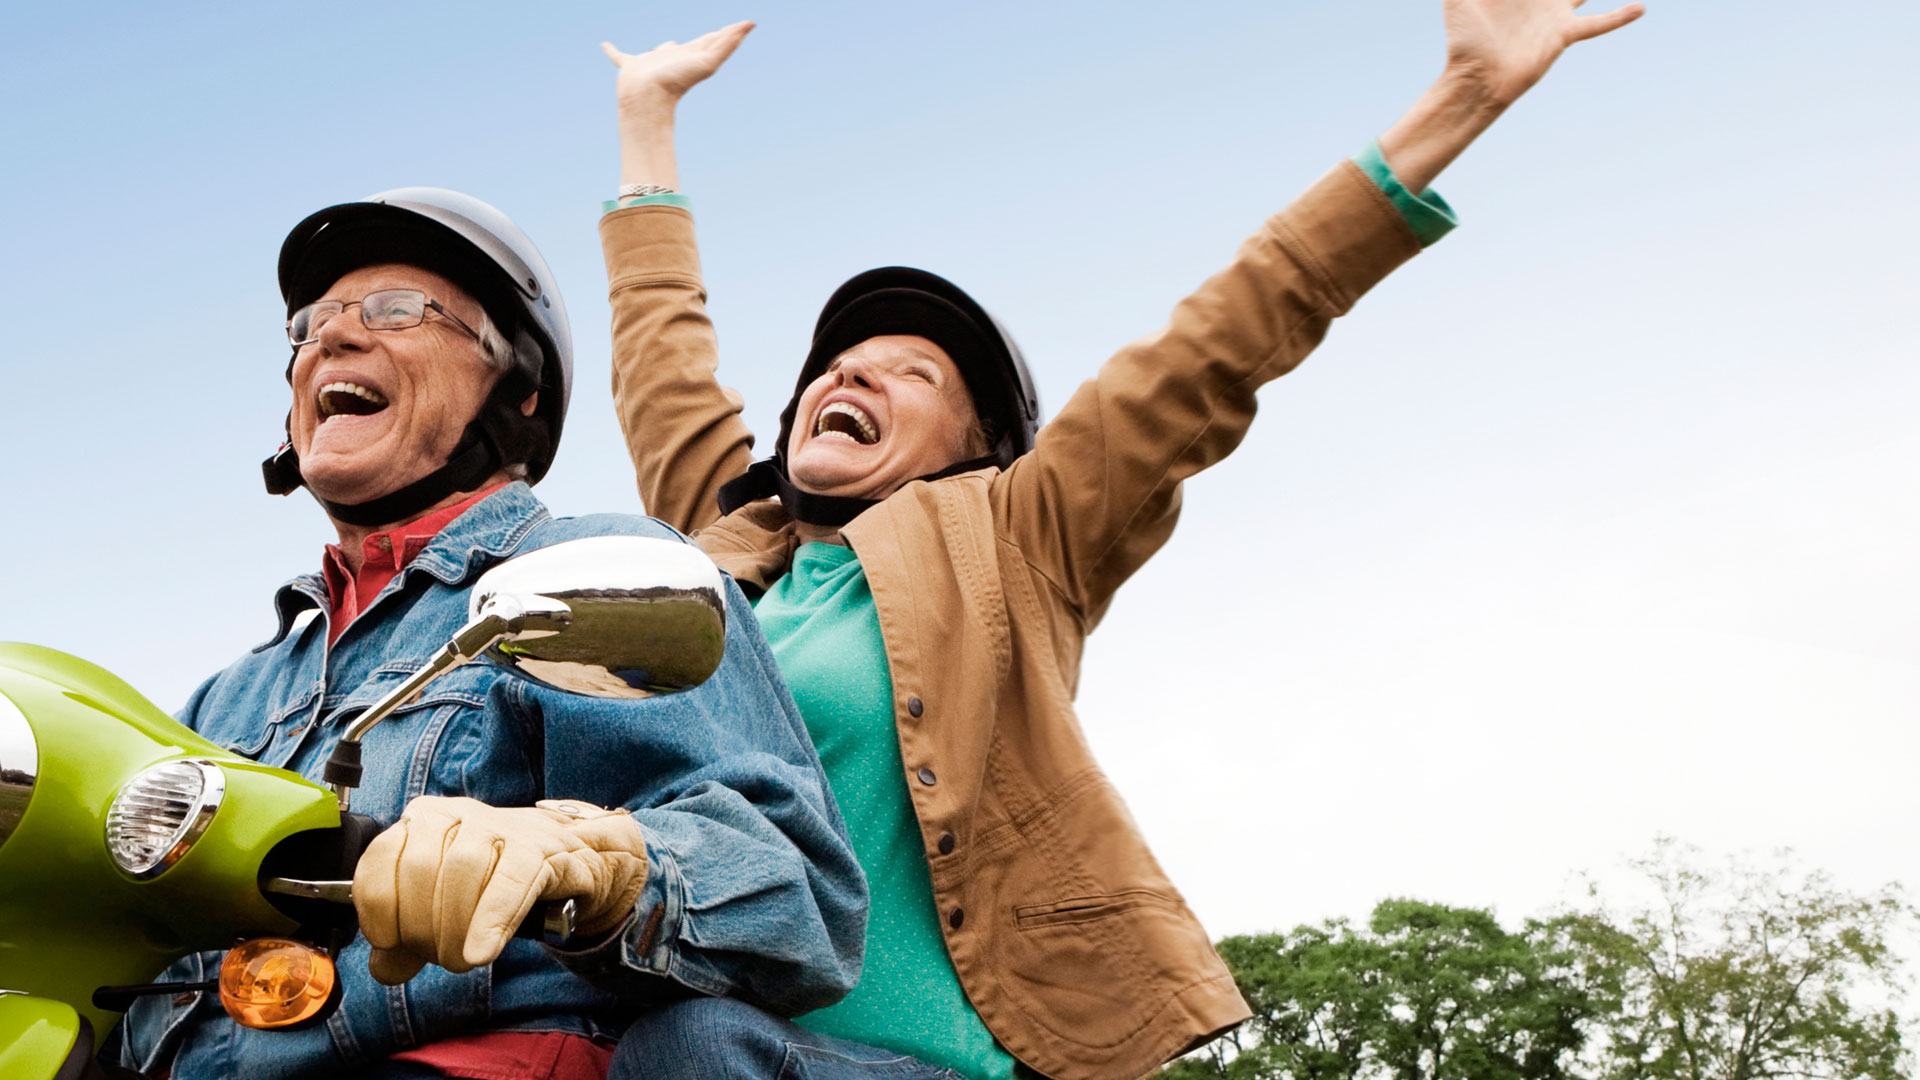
(262, 878, 579, 948)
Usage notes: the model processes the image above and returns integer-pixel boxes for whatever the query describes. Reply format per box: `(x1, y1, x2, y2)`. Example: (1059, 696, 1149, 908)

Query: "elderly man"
(112, 189, 865, 1080)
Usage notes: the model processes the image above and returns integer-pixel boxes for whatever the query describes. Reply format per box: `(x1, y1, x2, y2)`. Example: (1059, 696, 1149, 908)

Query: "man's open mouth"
(317, 381, 390, 422)
(814, 402, 879, 445)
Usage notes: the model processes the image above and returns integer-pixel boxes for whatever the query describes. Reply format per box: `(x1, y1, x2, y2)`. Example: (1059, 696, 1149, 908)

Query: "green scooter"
(0, 535, 730, 1079)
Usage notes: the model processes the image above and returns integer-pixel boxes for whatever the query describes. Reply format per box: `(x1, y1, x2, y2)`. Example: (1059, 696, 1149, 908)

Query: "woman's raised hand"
(602, 21, 754, 191)
(602, 20, 755, 115)
(1378, 0, 1643, 194)
(1441, 0, 1643, 109)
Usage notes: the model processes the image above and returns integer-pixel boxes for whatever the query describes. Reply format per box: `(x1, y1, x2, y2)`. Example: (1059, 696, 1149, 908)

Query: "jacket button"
(938, 832, 955, 855)
(907, 697, 924, 718)
(916, 767, 937, 786)
(171, 991, 198, 1007)
(949, 907, 965, 930)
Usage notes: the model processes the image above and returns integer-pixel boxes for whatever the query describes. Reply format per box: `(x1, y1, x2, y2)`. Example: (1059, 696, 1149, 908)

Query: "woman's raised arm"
(599, 22, 759, 534)
(999, 0, 1644, 622)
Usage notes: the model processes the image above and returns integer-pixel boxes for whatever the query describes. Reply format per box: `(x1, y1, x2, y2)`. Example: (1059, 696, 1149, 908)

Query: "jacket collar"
(260, 483, 551, 648)
(701, 467, 1003, 595)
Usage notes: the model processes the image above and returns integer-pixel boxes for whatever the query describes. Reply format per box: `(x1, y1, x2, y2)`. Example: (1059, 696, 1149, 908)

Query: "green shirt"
(754, 543, 1018, 1080)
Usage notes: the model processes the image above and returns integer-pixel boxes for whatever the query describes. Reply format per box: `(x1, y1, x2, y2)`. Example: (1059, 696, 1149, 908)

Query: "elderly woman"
(592, 4, 1641, 1079)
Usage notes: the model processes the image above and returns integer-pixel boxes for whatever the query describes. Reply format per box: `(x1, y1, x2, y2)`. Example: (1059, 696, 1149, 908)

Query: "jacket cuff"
(599, 203, 704, 292)
(1270, 158, 1431, 315)
(546, 830, 685, 982)
(1352, 139, 1458, 247)
(600, 192, 692, 214)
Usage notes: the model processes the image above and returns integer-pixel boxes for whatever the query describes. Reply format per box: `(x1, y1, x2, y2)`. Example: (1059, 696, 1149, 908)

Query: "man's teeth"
(815, 402, 878, 445)
(317, 381, 389, 420)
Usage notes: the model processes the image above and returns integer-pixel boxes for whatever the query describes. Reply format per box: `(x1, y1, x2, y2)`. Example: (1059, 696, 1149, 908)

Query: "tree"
(1165, 900, 1610, 1080)
(1562, 839, 1913, 1080)
(1166, 844, 1915, 1080)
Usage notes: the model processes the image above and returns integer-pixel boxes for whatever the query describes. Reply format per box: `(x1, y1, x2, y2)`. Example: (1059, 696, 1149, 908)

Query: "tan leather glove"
(352, 795, 648, 986)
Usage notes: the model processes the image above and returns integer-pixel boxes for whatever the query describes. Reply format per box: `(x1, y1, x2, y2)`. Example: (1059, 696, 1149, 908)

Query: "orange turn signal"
(218, 938, 338, 1029)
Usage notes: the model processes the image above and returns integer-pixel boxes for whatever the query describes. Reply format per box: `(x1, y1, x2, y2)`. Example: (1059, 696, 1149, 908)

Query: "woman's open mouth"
(814, 401, 879, 445)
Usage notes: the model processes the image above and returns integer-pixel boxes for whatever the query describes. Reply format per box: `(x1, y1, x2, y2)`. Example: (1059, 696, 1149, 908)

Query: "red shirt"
(320, 485, 504, 644)
(319, 484, 612, 1080)
(388, 1031, 613, 1080)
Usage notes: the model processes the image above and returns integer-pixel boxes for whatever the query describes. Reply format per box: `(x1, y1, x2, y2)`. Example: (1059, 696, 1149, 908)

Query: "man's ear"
(520, 392, 538, 417)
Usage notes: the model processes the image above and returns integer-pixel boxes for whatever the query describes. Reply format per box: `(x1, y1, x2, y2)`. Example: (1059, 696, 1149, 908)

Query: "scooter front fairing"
(0, 643, 340, 1043)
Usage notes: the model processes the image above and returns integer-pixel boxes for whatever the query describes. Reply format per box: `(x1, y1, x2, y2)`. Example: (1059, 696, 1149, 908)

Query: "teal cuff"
(1353, 139, 1457, 247)
(601, 192, 693, 214)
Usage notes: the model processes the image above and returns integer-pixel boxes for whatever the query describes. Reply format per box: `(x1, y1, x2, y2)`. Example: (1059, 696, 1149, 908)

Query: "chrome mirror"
(469, 535, 728, 699)
(324, 536, 727, 810)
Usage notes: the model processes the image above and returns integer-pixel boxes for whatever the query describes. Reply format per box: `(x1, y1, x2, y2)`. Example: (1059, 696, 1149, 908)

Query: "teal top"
(753, 543, 1019, 1080)
(603, 139, 1458, 247)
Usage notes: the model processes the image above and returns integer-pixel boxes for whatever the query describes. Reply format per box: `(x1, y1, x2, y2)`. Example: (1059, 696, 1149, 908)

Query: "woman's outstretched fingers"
(607, 20, 755, 106)
(1382, 0, 1644, 191)
(1571, 2, 1645, 42)
(701, 21, 755, 43)
(694, 21, 754, 64)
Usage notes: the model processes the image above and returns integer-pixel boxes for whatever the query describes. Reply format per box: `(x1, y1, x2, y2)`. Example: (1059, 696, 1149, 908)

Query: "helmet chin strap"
(719, 459, 878, 528)
(264, 427, 502, 528)
(717, 453, 1003, 529)
(261, 380, 546, 529)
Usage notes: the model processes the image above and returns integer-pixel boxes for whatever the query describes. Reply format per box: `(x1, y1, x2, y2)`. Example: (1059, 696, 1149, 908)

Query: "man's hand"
(353, 796, 649, 986)
(1380, 0, 1644, 195)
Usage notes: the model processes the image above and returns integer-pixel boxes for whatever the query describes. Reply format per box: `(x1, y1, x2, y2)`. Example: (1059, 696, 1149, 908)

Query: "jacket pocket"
(1013, 889, 1178, 930)
(994, 883, 1206, 1046)
(218, 724, 274, 759)
(213, 687, 319, 760)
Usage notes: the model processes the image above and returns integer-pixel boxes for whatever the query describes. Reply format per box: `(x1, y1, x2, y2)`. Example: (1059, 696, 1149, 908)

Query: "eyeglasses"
(287, 289, 481, 348)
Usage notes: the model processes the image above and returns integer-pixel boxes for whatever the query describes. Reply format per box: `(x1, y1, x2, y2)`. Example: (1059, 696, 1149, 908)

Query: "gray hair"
(475, 309, 532, 482)
(476, 310, 516, 375)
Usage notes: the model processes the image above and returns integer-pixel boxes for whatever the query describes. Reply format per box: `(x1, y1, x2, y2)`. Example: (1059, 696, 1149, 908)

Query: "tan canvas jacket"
(601, 160, 1423, 1080)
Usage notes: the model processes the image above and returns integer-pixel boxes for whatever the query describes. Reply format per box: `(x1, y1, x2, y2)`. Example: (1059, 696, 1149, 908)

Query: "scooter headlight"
(106, 759, 224, 878)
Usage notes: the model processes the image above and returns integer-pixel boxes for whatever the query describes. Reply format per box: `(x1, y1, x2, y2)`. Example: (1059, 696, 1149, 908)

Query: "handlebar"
(260, 877, 579, 946)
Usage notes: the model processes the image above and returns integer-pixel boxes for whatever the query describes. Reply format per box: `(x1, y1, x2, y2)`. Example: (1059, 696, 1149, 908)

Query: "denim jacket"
(117, 484, 866, 1080)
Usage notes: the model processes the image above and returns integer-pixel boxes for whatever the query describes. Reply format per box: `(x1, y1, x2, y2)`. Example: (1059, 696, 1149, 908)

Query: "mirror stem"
(323, 597, 571, 811)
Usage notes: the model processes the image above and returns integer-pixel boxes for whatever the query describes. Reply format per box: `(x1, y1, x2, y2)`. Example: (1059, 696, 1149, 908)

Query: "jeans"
(608, 997, 961, 1080)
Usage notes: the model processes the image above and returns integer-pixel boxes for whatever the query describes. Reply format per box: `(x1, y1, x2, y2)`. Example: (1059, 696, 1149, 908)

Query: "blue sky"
(3, 0, 1916, 939)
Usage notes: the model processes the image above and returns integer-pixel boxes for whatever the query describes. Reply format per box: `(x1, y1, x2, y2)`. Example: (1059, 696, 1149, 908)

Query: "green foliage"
(1563, 839, 1913, 1080)
(1167, 844, 1913, 1080)
(1169, 900, 1607, 1080)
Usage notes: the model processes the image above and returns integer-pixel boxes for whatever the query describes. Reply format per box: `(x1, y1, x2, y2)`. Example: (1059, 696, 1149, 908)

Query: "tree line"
(1164, 840, 1915, 1080)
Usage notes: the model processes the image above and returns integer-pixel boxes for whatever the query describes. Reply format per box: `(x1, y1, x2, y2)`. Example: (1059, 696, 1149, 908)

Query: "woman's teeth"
(816, 402, 878, 444)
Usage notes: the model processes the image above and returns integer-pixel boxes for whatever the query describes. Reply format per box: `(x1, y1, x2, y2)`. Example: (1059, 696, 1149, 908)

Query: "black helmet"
(265, 187, 573, 526)
(718, 267, 1041, 527)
